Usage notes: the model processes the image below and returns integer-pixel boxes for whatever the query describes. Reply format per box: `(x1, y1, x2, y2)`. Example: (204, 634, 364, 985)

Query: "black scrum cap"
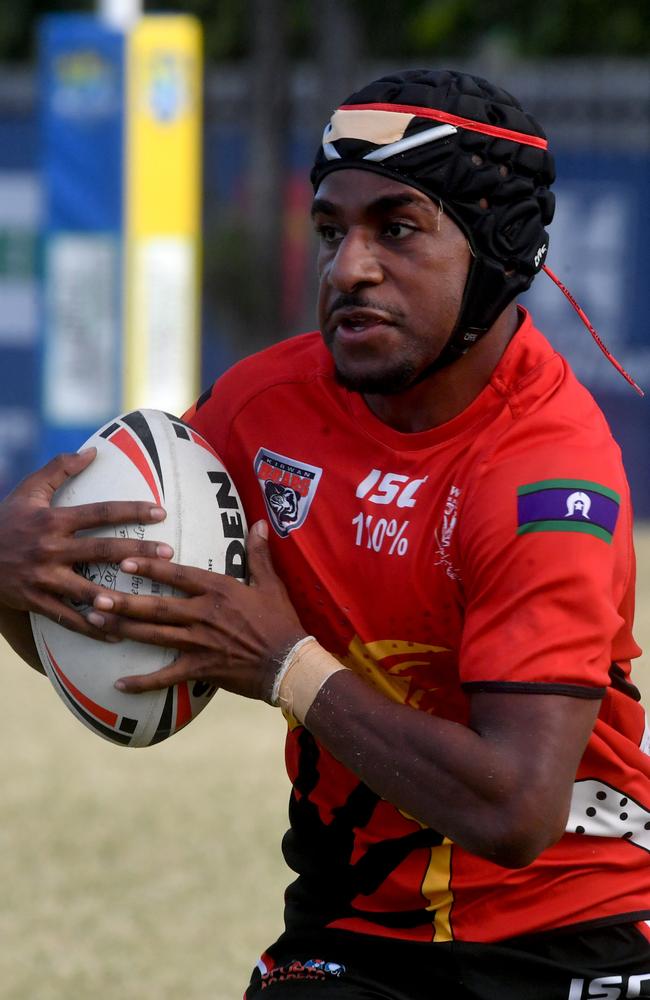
(311, 69, 556, 366)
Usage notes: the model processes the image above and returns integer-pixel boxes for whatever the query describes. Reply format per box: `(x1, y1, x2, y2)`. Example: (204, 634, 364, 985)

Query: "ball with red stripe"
(30, 409, 247, 747)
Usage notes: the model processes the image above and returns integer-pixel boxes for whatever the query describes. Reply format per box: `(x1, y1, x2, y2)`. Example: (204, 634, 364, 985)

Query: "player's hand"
(0, 449, 174, 637)
(88, 520, 307, 703)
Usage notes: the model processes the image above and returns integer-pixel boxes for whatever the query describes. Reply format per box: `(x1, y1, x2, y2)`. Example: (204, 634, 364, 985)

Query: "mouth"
(329, 308, 398, 342)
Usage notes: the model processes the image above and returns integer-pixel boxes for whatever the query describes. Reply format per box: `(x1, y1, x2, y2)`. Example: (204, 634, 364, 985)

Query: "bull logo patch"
(254, 448, 322, 538)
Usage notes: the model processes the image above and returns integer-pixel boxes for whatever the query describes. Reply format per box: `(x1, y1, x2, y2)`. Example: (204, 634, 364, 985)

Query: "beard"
(332, 356, 421, 395)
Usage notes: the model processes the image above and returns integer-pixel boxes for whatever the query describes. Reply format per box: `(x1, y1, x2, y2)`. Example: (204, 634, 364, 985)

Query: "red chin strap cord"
(543, 264, 644, 398)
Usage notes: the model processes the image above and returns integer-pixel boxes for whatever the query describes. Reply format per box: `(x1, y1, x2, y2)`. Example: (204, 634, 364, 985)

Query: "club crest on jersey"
(517, 478, 620, 543)
(254, 448, 322, 537)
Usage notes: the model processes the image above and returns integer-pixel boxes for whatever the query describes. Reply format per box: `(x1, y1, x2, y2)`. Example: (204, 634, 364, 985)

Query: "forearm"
(0, 607, 44, 673)
(305, 672, 533, 864)
(279, 641, 585, 867)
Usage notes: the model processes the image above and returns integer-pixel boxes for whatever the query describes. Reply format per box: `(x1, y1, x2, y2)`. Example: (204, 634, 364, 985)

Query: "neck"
(363, 305, 520, 433)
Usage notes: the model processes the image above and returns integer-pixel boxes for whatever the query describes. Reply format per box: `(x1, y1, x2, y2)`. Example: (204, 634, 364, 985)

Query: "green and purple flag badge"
(517, 479, 620, 543)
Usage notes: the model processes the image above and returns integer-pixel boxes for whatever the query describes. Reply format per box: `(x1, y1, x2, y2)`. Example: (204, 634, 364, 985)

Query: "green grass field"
(2, 529, 650, 999)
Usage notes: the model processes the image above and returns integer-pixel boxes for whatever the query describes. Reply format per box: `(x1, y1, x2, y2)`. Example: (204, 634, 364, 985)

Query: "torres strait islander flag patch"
(517, 479, 620, 543)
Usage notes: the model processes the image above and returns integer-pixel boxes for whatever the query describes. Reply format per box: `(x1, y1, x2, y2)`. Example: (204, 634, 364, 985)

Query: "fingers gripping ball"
(30, 409, 248, 747)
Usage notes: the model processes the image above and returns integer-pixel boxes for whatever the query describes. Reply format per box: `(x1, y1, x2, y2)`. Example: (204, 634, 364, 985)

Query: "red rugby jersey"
(186, 310, 650, 944)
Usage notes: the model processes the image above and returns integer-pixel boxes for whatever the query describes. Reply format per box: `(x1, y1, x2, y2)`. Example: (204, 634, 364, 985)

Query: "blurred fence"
(1, 60, 649, 508)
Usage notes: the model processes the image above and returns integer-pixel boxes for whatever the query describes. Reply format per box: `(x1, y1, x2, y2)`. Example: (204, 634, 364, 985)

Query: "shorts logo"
(567, 973, 650, 998)
(256, 957, 346, 989)
(517, 478, 620, 543)
(254, 448, 322, 538)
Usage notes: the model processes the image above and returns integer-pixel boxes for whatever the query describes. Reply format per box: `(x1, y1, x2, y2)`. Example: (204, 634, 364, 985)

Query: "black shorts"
(244, 922, 650, 999)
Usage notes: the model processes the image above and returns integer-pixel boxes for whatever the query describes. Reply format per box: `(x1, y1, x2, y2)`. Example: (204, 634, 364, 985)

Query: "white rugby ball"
(30, 409, 248, 748)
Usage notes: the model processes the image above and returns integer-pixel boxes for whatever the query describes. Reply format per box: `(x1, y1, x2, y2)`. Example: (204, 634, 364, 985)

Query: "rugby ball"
(30, 409, 248, 748)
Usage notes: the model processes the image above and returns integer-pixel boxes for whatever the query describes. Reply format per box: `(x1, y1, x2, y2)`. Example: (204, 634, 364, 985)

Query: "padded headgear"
(311, 69, 556, 366)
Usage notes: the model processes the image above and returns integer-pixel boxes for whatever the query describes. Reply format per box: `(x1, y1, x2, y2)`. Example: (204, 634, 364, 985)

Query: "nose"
(325, 228, 383, 292)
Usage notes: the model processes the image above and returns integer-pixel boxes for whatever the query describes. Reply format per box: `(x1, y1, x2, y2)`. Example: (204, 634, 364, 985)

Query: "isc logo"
(356, 469, 427, 508)
(568, 974, 650, 998)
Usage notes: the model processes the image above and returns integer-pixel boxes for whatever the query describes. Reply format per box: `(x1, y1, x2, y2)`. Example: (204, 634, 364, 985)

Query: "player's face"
(313, 170, 471, 394)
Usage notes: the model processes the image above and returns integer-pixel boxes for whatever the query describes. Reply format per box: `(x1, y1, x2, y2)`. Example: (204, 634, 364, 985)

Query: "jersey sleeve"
(182, 362, 247, 465)
(457, 425, 636, 697)
(182, 333, 326, 465)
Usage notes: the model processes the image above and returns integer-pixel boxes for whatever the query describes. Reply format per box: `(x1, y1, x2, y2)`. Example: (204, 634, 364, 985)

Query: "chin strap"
(405, 261, 644, 396)
(543, 264, 644, 398)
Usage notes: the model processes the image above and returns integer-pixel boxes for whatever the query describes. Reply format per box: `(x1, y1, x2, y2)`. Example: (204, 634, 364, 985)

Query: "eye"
(383, 222, 415, 239)
(315, 224, 342, 244)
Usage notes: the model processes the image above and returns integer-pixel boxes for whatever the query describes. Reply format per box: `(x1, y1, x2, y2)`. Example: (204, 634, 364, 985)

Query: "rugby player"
(1, 69, 650, 998)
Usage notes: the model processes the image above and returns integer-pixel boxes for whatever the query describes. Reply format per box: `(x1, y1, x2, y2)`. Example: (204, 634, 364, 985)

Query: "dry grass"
(1, 529, 650, 999)
(0, 660, 290, 999)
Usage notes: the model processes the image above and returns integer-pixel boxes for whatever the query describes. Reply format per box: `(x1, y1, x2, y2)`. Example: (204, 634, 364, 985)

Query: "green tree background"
(1, 0, 649, 62)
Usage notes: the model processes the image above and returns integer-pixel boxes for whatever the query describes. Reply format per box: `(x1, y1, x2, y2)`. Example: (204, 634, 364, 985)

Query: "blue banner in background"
(527, 151, 650, 374)
(0, 66, 39, 497)
(526, 149, 650, 513)
(38, 15, 125, 462)
(0, 170, 40, 496)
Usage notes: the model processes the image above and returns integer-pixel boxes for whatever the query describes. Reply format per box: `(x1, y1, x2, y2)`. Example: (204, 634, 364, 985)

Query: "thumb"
(247, 519, 276, 588)
(16, 447, 97, 506)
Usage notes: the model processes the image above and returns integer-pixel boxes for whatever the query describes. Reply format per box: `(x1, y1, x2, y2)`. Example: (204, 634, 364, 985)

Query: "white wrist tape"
(270, 635, 316, 706)
(271, 635, 346, 722)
